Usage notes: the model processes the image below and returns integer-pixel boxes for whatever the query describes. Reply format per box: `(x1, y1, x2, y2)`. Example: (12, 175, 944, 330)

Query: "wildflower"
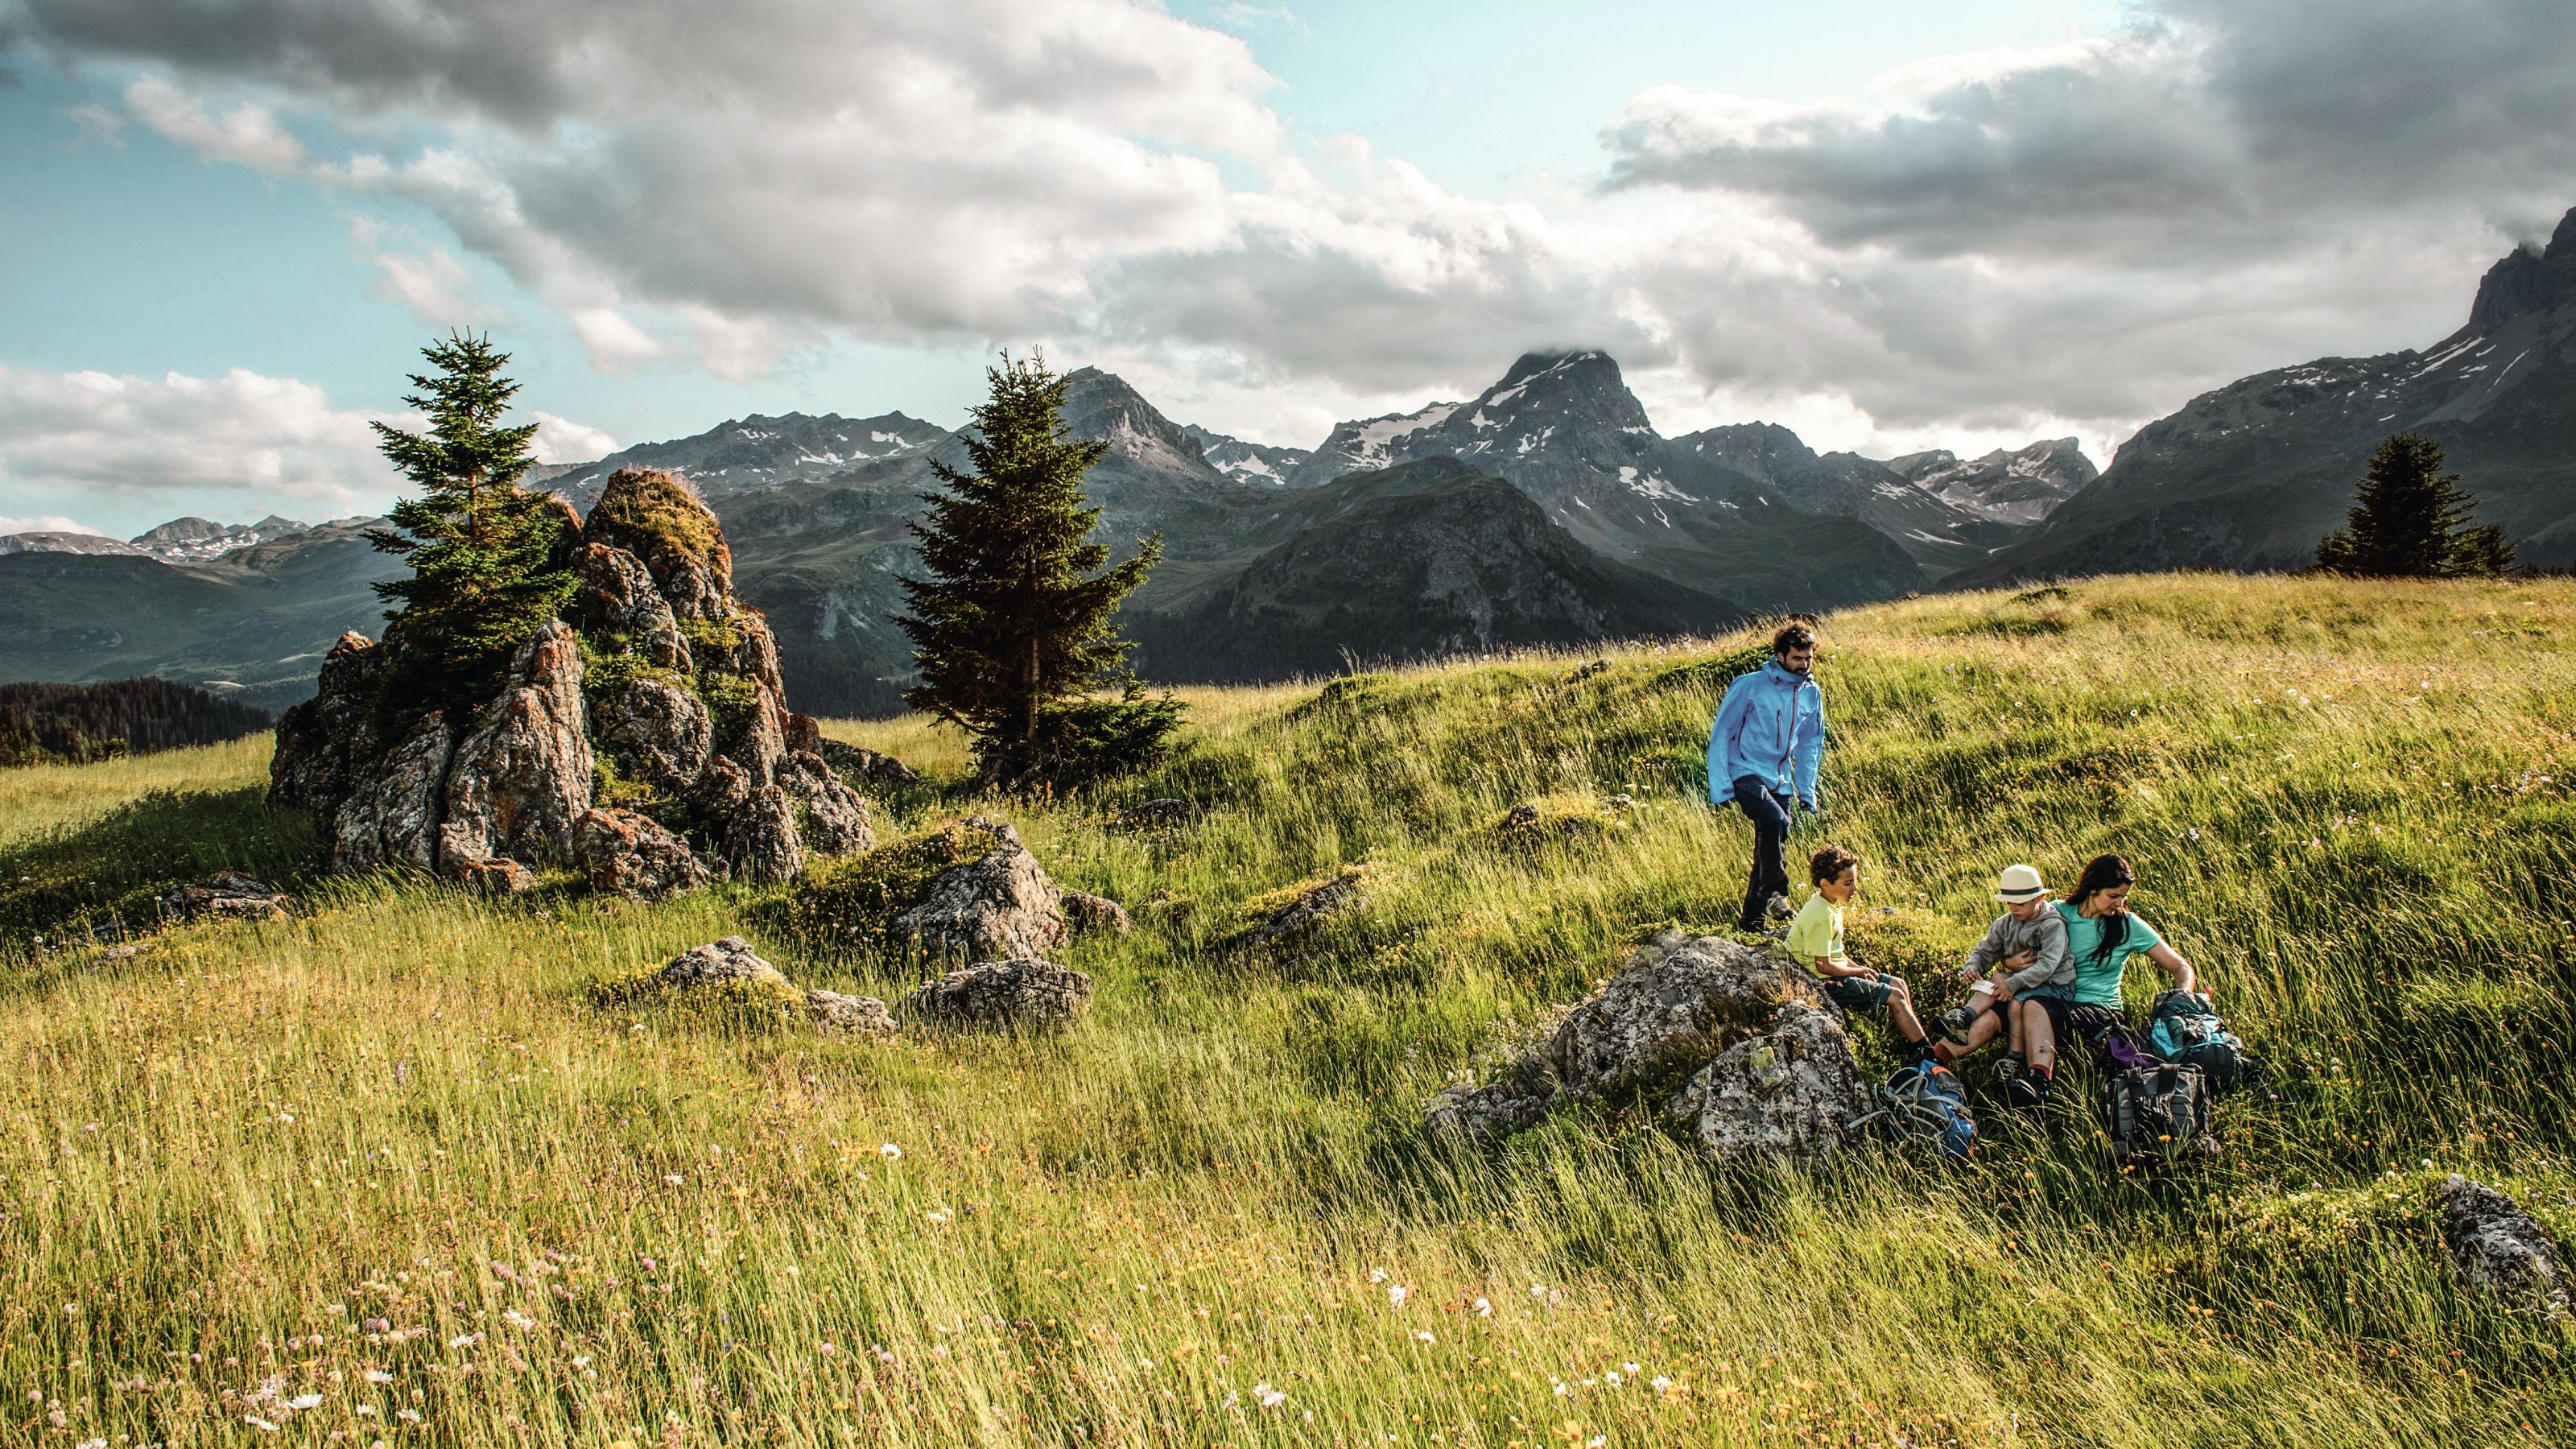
(450, 1332, 483, 1349)
(1387, 1283, 1408, 1307)
(663, 1174, 685, 1187)
(397, 1408, 423, 1424)
(288, 1393, 324, 1410)
(355, 1405, 378, 1417)
(1254, 1382, 1288, 1409)
(1651, 1376, 1674, 1393)
(1472, 1297, 1493, 1317)
(246, 1416, 281, 1432)
(1368, 1268, 1389, 1284)
(1606, 1371, 1623, 1386)
(879, 1142, 902, 1160)
(365, 1370, 394, 1385)
(1623, 1362, 1639, 1375)
(818, 1343, 837, 1356)
(502, 1310, 536, 1331)
(1416, 1330, 1436, 1344)
(927, 1209, 952, 1225)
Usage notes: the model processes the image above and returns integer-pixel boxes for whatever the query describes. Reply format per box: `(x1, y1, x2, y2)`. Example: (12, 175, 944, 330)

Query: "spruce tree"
(2315, 432, 2515, 577)
(366, 333, 578, 714)
(895, 353, 1175, 784)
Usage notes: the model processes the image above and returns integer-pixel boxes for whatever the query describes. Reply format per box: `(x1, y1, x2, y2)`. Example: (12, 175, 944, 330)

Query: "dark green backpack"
(2100, 1060, 2211, 1167)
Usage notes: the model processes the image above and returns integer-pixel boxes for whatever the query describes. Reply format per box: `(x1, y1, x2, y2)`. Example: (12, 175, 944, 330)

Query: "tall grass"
(3, 574, 2571, 1447)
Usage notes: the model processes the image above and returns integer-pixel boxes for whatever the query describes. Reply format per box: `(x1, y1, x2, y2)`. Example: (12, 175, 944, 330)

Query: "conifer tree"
(366, 333, 578, 712)
(895, 353, 1175, 784)
(2315, 432, 2516, 577)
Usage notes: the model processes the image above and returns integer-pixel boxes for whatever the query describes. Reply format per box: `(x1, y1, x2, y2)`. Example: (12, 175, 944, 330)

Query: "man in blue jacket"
(1707, 622, 1827, 931)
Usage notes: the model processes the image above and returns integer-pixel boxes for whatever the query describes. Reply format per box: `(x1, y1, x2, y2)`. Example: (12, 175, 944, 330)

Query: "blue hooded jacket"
(1707, 657, 1826, 807)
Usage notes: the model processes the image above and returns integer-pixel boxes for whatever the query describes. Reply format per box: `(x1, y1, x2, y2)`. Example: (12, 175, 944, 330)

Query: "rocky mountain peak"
(1059, 368, 1212, 477)
(1464, 350, 1652, 436)
(2467, 205, 2576, 331)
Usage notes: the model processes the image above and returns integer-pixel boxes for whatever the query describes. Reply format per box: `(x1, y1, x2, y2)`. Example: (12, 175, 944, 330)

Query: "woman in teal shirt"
(2017, 853, 2199, 1089)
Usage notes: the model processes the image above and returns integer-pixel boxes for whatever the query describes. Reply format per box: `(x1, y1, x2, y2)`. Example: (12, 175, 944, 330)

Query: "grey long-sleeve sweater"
(1963, 907, 2074, 997)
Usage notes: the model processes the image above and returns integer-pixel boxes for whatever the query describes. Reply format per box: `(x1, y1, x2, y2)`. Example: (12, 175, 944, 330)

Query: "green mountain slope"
(3, 573, 2571, 1445)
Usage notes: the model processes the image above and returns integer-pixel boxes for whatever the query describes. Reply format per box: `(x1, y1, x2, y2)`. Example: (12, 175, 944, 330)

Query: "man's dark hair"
(2067, 852, 2136, 964)
(1773, 622, 1816, 655)
(1810, 844, 1860, 888)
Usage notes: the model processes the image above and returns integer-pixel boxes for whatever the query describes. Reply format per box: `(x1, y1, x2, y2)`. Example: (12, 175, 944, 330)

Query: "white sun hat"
(1992, 863, 2050, 902)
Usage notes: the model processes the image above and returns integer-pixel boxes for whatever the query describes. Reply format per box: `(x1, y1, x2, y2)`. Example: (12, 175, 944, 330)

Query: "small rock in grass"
(902, 958, 1093, 1031)
(1059, 890, 1134, 939)
(157, 871, 291, 924)
(804, 989, 897, 1038)
(658, 935, 787, 987)
(2438, 1174, 2572, 1315)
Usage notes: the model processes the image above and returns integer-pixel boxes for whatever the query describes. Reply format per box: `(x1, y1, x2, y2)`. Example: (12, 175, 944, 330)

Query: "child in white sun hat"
(1929, 864, 2071, 1088)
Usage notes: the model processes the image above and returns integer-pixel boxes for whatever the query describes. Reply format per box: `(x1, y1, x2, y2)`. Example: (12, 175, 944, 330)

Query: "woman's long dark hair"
(2067, 852, 2136, 965)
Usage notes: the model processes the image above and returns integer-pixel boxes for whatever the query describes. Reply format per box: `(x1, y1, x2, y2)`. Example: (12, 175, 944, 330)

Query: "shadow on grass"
(0, 784, 324, 950)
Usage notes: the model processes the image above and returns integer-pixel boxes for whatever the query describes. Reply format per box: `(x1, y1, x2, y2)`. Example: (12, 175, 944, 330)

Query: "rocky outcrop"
(650, 937, 894, 1038)
(2438, 1174, 2572, 1315)
(574, 807, 708, 901)
(781, 750, 876, 855)
(574, 543, 691, 671)
(331, 712, 455, 873)
(592, 675, 712, 795)
(893, 818, 1068, 964)
(157, 871, 290, 924)
(1666, 1002, 1872, 1164)
(720, 785, 806, 884)
(268, 631, 384, 814)
(438, 619, 592, 873)
(1426, 931, 1866, 1165)
(271, 466, 875, 898)
(902, 957, 1093, 1031)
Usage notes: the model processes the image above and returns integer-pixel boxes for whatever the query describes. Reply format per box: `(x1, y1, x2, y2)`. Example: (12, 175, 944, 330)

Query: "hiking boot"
(1763, 893, 1795, 923)
(1929, 1005, 1973, 1045)
(2007, 1071, 2053, 1112)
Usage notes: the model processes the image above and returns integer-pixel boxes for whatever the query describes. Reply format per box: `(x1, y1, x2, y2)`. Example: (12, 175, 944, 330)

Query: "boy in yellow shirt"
(1784, 844, 1937, 1060)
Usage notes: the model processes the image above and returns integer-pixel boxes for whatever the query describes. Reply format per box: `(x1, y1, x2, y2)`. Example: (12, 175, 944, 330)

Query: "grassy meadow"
(2, 572, 2572, 1447)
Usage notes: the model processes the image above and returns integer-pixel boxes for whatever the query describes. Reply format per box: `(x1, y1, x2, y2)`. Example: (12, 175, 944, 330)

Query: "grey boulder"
(1666, 1001, 1872, 1165)
(2438, 1174, 2572, 1315)
(893, 818, 1067, 964)
(1426, 931, 1805, 1146)
(439, 619, 593, 871)
(902, 957, 1093, 1031)
(574, 807, 709, 902)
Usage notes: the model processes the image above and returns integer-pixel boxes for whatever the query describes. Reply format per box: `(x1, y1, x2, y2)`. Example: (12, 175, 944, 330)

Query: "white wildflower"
(1651, 1376, 1674, 1393)
(365, 1370, 394, 1385)
(355, 1405, 378, 1417)
(879, 1142, 902, 1160)
(1254, 1382, 1287, 1410)
(398, 1407, 423, 1423)
(1606, 1371, 1623, 1385)
(1414, 1330, 1435, 1344)
(927, 1208, 952, 1225)
(287, 1393, 324, 1410)
(1386, 1283, 1407, 1307)
(663, 1173, 685, 1187)
(502, 1309, 536, 1331)
(449, 1332, 482, 1349)
(1368, 1268, 1388, 1284)
(1472, 1297, 1492, 1317)
(245, 1415, 280, 1432)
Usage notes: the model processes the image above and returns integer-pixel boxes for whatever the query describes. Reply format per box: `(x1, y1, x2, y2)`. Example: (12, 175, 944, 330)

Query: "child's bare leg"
(1885, 977, 1927, 1043)
(2005, 997, 2025, 1055)
(1959, 1006, 2006, 1053)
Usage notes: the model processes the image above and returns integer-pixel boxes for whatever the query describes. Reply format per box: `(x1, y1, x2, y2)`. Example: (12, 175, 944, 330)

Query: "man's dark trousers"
(1732, 774, 1793, 929)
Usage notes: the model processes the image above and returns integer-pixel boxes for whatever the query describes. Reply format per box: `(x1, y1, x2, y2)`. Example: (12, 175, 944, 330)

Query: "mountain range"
(1959, 208, 2576, 583)
(12, 204, 2573, 715)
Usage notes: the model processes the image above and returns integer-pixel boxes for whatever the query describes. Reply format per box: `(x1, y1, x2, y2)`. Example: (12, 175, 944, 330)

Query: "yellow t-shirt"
(1785, 892, 1843, 966)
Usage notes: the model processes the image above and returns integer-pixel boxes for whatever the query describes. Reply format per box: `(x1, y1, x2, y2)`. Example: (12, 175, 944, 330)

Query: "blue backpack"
(1862, 1061, 1977, 1162)
(2145, 989, 2252, 1096)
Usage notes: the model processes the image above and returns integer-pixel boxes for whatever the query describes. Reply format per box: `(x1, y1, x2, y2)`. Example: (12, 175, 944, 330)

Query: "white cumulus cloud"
(0, 363, 405, 511)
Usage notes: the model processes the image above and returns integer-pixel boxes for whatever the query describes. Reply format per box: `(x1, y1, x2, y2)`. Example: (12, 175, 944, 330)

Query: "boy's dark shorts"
(1821, 973, 1896, 1013)
(2027, 995, 2124, 1048)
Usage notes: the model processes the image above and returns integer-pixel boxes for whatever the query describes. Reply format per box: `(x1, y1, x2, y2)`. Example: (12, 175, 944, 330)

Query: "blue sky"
(2, 0, 2566, 537)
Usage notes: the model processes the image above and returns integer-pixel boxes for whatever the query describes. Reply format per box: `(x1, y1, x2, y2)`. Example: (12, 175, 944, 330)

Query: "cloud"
(0, 512, 107, 535)
(1600, 0, 2576, 262)
(349, 216, 488, 328)
(0, 363, 406, 510)
(528, 411, 616, 464)
(14, 0, 2576, 462)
